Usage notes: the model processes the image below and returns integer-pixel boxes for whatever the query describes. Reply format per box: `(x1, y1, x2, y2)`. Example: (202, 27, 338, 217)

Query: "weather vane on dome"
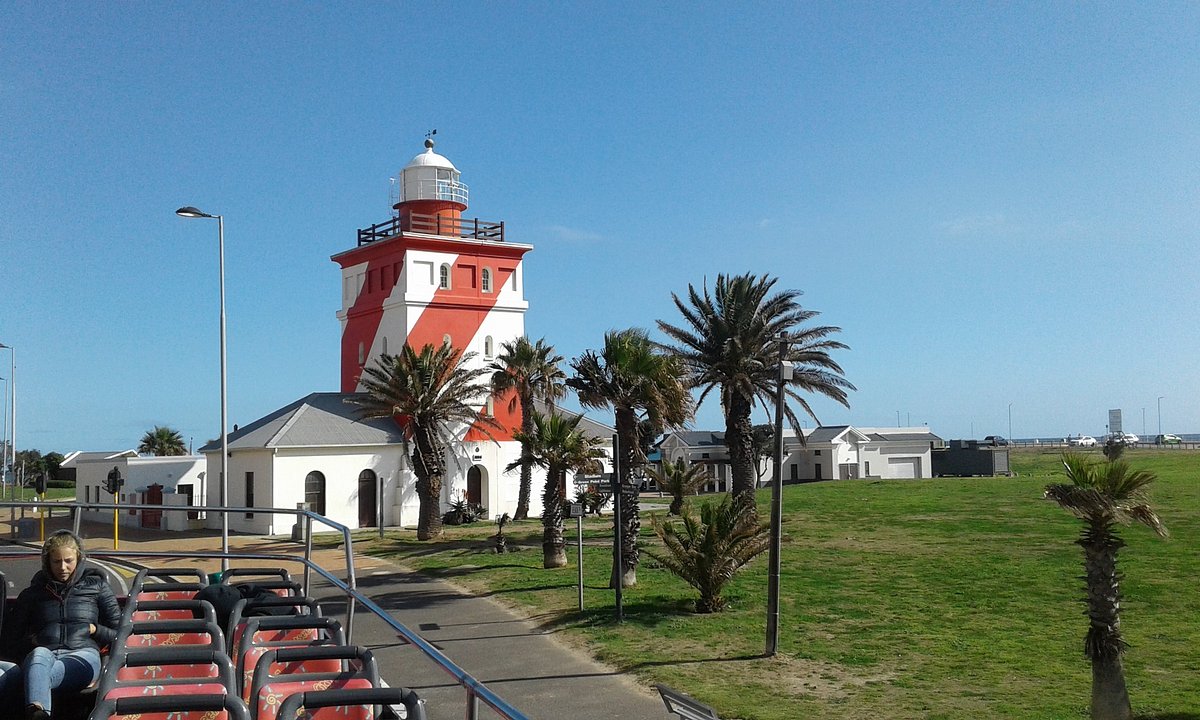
(424, 128, 437, 149)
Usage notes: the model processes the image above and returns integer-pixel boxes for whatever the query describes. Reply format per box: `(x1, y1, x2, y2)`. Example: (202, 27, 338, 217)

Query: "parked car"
(1155, 433, 1182, 445)
(1108, 433, 1139, 445)
(1068, 435, 1097, 447)
(984, 435, 1009, 446)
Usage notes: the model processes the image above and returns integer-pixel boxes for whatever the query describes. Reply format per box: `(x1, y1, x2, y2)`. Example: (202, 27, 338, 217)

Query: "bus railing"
(0, 500, 528, 720)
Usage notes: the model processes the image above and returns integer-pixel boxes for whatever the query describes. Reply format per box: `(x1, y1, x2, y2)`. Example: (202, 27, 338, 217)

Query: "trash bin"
(15, 518, 37, 539)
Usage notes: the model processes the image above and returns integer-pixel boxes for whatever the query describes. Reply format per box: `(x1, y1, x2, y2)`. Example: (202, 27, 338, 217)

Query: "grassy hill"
(348, 448, 1200, 719)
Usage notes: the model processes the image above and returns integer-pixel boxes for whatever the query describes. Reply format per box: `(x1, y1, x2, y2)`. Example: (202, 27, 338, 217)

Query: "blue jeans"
(22, 646, 101, 712)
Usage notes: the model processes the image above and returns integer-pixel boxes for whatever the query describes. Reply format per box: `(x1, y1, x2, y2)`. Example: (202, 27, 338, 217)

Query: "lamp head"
(176, 206, 214, 219)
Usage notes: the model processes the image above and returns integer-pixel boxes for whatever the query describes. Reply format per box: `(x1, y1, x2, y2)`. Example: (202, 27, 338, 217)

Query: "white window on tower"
(439, 263, 451, 290)
(481, 268, 492, 293)
(484, 336, 493, 358)
(358, 342, 365, 366)
(381, 336, 388, 355)
(442, 334, 452, 347)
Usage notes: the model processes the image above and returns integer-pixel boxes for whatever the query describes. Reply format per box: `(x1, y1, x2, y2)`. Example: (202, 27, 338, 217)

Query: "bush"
(442, 493, 487, 525)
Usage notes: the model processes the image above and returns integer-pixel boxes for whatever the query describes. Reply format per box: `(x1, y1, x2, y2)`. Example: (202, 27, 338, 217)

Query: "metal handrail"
(0, 500, 528, 720)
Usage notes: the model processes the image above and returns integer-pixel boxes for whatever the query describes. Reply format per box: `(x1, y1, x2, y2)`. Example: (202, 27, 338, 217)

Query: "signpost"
(568, 502, 586, 611)
(106, 466, 124, 550)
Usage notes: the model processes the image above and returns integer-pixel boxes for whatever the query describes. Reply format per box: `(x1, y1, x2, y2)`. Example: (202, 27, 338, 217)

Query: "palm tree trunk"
(514, 395, 534, 520)
(1091, 657, 1132, 720)
(413, 432, 445, 541)
(542, 467, 567, 568)
(726, 394, 757, 503)
(1082, 527, 1132, 720)
(609, 409, 640, 588)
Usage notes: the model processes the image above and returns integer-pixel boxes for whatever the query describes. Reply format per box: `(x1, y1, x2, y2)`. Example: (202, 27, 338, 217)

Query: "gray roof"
(60, 450, 138, 467)
(532, 400, 614, 441)
(866, 431, 944, 443)
(199, 393, 406, 452)
(659, 430, 726, 448)
(804, 425, 854, 443)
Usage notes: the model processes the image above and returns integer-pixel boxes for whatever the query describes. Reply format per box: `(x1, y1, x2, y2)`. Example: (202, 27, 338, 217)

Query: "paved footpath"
(5, 516, 669, 720)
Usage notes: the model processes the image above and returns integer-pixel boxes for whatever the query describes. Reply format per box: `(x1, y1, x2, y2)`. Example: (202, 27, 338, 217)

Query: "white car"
(1068, 435, 1097, 447)
(1108, 433, 1139, 445)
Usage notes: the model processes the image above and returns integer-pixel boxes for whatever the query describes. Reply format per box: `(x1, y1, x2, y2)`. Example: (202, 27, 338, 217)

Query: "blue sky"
(2, 2, 1197, 453)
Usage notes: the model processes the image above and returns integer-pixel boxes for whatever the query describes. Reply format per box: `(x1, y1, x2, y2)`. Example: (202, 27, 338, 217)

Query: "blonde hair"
(42, 530, 84, 572)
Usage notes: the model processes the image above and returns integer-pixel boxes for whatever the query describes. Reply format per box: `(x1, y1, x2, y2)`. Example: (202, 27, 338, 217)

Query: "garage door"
(887, 457, 920, 479)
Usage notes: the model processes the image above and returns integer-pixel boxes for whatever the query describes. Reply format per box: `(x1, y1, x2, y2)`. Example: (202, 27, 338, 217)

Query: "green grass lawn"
(342, 449, 1200, 719)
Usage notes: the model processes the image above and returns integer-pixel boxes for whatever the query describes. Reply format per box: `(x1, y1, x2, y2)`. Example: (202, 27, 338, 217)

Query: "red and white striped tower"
(331, 139, 532, 510)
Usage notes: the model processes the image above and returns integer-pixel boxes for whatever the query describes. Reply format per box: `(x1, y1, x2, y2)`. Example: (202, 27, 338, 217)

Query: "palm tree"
(647, 458, 709, 515)
(511, 410, 605, 568)
(646, 493, 769, 613)
(353, 343, 496, 540)
(138, 425, 187, 456)
(489, 336, 567, 520)
(568, 328, 692, 587)
(657, 272, 854, 503)
(1045, 454, 1168, 720)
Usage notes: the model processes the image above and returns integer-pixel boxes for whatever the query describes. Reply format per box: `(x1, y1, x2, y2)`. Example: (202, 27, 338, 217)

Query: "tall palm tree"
(647, 457, 709, 515)
(138, 425, 187, 456)
(511, 410, 605, 568)
(646, 492, 770, 613)
(489, 336, 567, 520)
(568, 328, 692, 588)
(1045, 454, 1168, 720)
(657, 272, 854, 503)
(353, 343, 496, 540)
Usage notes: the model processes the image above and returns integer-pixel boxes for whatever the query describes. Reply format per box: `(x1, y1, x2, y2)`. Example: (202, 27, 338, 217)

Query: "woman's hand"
(89, 623, 97, 635)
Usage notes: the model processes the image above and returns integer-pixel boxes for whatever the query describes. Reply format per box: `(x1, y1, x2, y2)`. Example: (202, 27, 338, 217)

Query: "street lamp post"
(0, 344, 13, 502)
(176, 207, 230, 572)
(766, 332, 790, 657)
(0, 375, 6, 502)
(1158, 396, 1164, 436)
(1008, 403, 1013, 443)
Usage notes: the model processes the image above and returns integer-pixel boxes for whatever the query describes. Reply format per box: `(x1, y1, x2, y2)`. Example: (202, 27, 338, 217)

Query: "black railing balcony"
(357, 213, 504, 246)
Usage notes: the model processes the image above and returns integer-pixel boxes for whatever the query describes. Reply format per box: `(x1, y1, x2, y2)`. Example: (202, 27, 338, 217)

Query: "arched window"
(381, 336, 388, 355)
(442, 333, 452, 347)
(357, 342, 365, 366)
(438, 263, 451, 290)
(484, 335, 493, 358)
(481, 267, 492, 293)
(304, 471, 326, 516)
(485, 396, 495, 417)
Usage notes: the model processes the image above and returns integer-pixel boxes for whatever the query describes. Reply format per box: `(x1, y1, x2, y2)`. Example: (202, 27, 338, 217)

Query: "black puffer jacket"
(6, 564, 122, 656)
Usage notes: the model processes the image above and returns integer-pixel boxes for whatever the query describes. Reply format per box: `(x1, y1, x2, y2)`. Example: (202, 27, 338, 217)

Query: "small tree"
(647, 458, 709, 515)
(646, 493, 770, 613)
(138, 426, 188, 456)
(513, 411, 605, 568)
(1045, 454, 1168, 720)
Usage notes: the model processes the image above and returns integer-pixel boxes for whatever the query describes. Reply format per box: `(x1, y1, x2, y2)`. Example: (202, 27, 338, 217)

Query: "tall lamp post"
(1158, 396, 1164, 436)
(175, 207, 230, 571)
(0, 375, 7, 502)
(766, 332, 791, 656)
(0, 343, 13, 502)
(1007, 402, 1013, 443)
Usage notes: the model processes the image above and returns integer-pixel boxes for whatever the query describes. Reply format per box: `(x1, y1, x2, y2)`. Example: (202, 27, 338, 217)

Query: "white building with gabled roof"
(654, 425, 944, 487)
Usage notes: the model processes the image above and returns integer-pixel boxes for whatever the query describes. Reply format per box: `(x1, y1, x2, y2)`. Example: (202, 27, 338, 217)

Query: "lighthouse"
(332, 138, 531, 398)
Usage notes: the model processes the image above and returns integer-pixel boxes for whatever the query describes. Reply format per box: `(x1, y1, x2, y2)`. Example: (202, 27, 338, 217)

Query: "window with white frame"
(439, 263, 451, 289)
(481, 267, 492, 293)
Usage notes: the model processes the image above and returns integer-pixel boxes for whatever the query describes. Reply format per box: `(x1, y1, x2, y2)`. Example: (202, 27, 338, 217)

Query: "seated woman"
(0, 530, 121, 720)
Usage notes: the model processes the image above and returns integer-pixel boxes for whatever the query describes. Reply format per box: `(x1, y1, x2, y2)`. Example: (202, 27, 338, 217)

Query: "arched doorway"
(358, 469, 377, 528)
(466, 466, 484, 507)
(304, 471, 326, 516)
